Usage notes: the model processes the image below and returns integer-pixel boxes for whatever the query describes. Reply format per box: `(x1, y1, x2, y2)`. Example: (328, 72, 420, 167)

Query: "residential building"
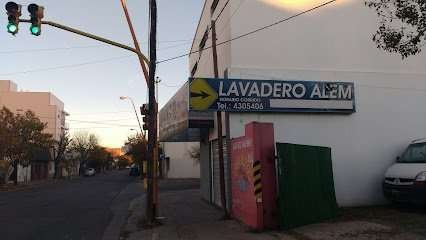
(0, 80, 67, 182)
(161, 0, 426, 209)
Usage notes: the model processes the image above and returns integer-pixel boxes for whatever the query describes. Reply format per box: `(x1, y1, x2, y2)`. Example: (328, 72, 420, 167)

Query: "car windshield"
(398, 143, 426, 163)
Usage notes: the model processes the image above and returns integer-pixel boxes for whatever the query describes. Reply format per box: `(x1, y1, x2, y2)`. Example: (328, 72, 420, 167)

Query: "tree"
(69, 131, 98, 175)
(125, 134, 147, 177)
(117, 156, 131, 169)
(0, 107, 14, 163)
(51, 132, 71, 179)
(187, 145, 200, 163)
(125, 134, 147, 165)
(88, 146, 113, 173)
(366, 0, 426, 58)
(0, 108, 53, 184)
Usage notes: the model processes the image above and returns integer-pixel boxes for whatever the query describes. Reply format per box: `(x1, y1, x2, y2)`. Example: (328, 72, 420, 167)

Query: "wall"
(0, 81, 65, 141)
(189, 0, 232, 80)
(17, 164, 31, 184)
(229, 0, 424, 74)
(200, 140, 211, 201)
(228, 67, 426, 206)
(189, 0, 426, 206)
(163, 142, 201, 179)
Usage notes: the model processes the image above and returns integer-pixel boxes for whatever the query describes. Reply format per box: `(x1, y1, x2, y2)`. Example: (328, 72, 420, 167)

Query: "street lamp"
(120, 96, 144, 135)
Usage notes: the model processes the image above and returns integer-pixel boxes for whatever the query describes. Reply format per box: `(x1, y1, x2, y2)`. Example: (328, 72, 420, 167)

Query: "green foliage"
(365, 0, 426, 58)
(125, 135, 147, 165)
(52, 132, 71, 178)
(88, 146, 113, 172)
(0, 107, 53, 183)
(117, 156, 131, 169)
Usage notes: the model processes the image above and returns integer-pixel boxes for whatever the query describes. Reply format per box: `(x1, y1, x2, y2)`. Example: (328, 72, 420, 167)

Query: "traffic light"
(5, 2, 21, 35)
(27, 3, 44, 36)
(140, 104, 149, 131)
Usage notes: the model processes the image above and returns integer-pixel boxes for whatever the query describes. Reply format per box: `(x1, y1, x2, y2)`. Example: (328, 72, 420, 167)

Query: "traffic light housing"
(5, 2, 21, 35)
(140, 104, 149, 131)
(28, 3, 44, 36)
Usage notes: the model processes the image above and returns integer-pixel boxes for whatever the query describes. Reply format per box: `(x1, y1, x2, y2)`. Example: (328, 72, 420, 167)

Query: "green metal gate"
(276, 143, 337, 230)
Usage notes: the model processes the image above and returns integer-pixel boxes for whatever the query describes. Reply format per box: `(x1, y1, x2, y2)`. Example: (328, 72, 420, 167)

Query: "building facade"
(0, 80, 67, 182)
(183, 0, 426, 208)
(162, 142, 200, 179)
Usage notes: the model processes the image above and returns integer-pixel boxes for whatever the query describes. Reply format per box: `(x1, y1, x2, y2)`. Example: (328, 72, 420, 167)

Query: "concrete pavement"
(121, 179, 426, 240)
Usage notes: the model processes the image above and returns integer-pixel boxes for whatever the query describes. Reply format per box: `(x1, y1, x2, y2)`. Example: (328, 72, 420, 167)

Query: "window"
(191, 62, 198, 77)
(199, 28, 209, 51)
(399, 143, 426, 163)
(211, 0, 219, 14)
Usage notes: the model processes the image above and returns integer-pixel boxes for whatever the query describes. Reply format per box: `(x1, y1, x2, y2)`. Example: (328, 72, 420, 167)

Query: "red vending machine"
(231, 122, 277, 230)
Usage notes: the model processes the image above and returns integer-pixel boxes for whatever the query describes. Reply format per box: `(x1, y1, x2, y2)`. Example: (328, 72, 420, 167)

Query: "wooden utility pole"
(211, 20, 230, 219)
(146, 0, 158, 224)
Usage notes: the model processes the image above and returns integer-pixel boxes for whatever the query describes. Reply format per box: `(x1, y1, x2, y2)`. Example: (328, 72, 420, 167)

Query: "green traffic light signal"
(30, 25, 40, 36)
(7, 22, 18, 34)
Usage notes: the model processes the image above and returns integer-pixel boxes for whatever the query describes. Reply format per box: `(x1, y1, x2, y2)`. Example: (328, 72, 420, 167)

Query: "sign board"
(189, 78, 355, 113)
(159, 82, 214, 142)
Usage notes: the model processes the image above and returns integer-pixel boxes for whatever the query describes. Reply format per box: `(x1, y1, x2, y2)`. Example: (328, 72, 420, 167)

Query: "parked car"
(129, 166, 140, 177)
(383, 139, 426, 205)
(84, 168, 96, 177)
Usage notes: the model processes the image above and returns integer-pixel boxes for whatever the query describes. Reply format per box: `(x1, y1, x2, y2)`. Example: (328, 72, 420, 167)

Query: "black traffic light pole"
(9, 1, 158, 224)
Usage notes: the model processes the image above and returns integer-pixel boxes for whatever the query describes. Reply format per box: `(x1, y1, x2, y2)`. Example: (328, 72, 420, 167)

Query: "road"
(0, 170, 141, 240)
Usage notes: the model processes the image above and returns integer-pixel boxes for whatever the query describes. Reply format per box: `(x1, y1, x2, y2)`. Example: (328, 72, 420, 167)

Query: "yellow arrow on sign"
(190, 78, 218, 111)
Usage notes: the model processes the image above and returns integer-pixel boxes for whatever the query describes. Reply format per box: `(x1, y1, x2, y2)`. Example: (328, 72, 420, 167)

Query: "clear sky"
(0, 0, 204, 147)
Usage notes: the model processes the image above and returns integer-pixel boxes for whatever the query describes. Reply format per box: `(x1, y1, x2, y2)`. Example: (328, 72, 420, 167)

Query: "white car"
(383, 139, 426, 205)
(84, 168, 96, 177)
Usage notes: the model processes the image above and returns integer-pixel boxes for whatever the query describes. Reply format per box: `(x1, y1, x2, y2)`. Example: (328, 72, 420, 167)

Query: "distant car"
(383, 139, 426, 205)
(84, 168, 96, 177)
(129, 166, 140, 177)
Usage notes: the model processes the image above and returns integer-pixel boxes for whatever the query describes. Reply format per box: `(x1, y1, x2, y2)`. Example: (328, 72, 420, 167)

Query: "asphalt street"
(0, 170, 141, 240)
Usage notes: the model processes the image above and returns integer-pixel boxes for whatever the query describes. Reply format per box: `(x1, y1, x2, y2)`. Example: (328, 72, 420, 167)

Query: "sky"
(0, 0, 204, 147)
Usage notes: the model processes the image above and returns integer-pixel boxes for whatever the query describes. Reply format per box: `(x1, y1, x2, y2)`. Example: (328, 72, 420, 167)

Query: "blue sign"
(189, 78, 355, 113)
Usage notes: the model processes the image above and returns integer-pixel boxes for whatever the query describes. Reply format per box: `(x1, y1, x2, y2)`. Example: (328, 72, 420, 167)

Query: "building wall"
(0, 80, 65, 141)
(163, 142, 201, 179)
(229, 0, 424, 74)
(17, 164, 31, 184)
(228, 67, 426, 206)
(200, 139, 211, 201)
(189, 0, 426, 206)
(189, 0, 232, 80)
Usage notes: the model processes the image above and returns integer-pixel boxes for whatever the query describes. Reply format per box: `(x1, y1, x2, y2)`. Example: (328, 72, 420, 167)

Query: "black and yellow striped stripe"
(253, 161, 262, 199)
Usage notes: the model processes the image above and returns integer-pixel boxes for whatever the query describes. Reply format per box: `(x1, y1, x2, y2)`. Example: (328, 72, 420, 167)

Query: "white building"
(162, 142, 200, 179)
(161, 0, 426, 207)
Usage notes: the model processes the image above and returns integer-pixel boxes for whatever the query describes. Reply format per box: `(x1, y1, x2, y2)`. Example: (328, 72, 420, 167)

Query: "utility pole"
(211, 20, 230, 219)
(146, 0, 158, 224)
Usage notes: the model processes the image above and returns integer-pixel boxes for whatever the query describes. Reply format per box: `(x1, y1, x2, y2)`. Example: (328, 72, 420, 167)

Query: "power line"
(69, 111, 133, 116)
(0, 45, 107, 55)
(157, 0, 338, 64)
(217, 0, 247, 38)
(67, 119, 138, 127)
(0, 55, 133, 76)
(0, 40, 194, 55)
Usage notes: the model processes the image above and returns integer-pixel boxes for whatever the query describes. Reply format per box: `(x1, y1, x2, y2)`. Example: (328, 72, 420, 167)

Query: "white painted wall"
(227, 67, 426, 206)
(17, 164, 31, 184)
(163, 142, 200, 179)
(189, 0, 426, 206)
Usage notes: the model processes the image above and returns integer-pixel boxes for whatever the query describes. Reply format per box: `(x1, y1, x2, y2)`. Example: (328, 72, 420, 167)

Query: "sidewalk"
(121, 186, 426, 240)
(122, 189, 294, 240)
